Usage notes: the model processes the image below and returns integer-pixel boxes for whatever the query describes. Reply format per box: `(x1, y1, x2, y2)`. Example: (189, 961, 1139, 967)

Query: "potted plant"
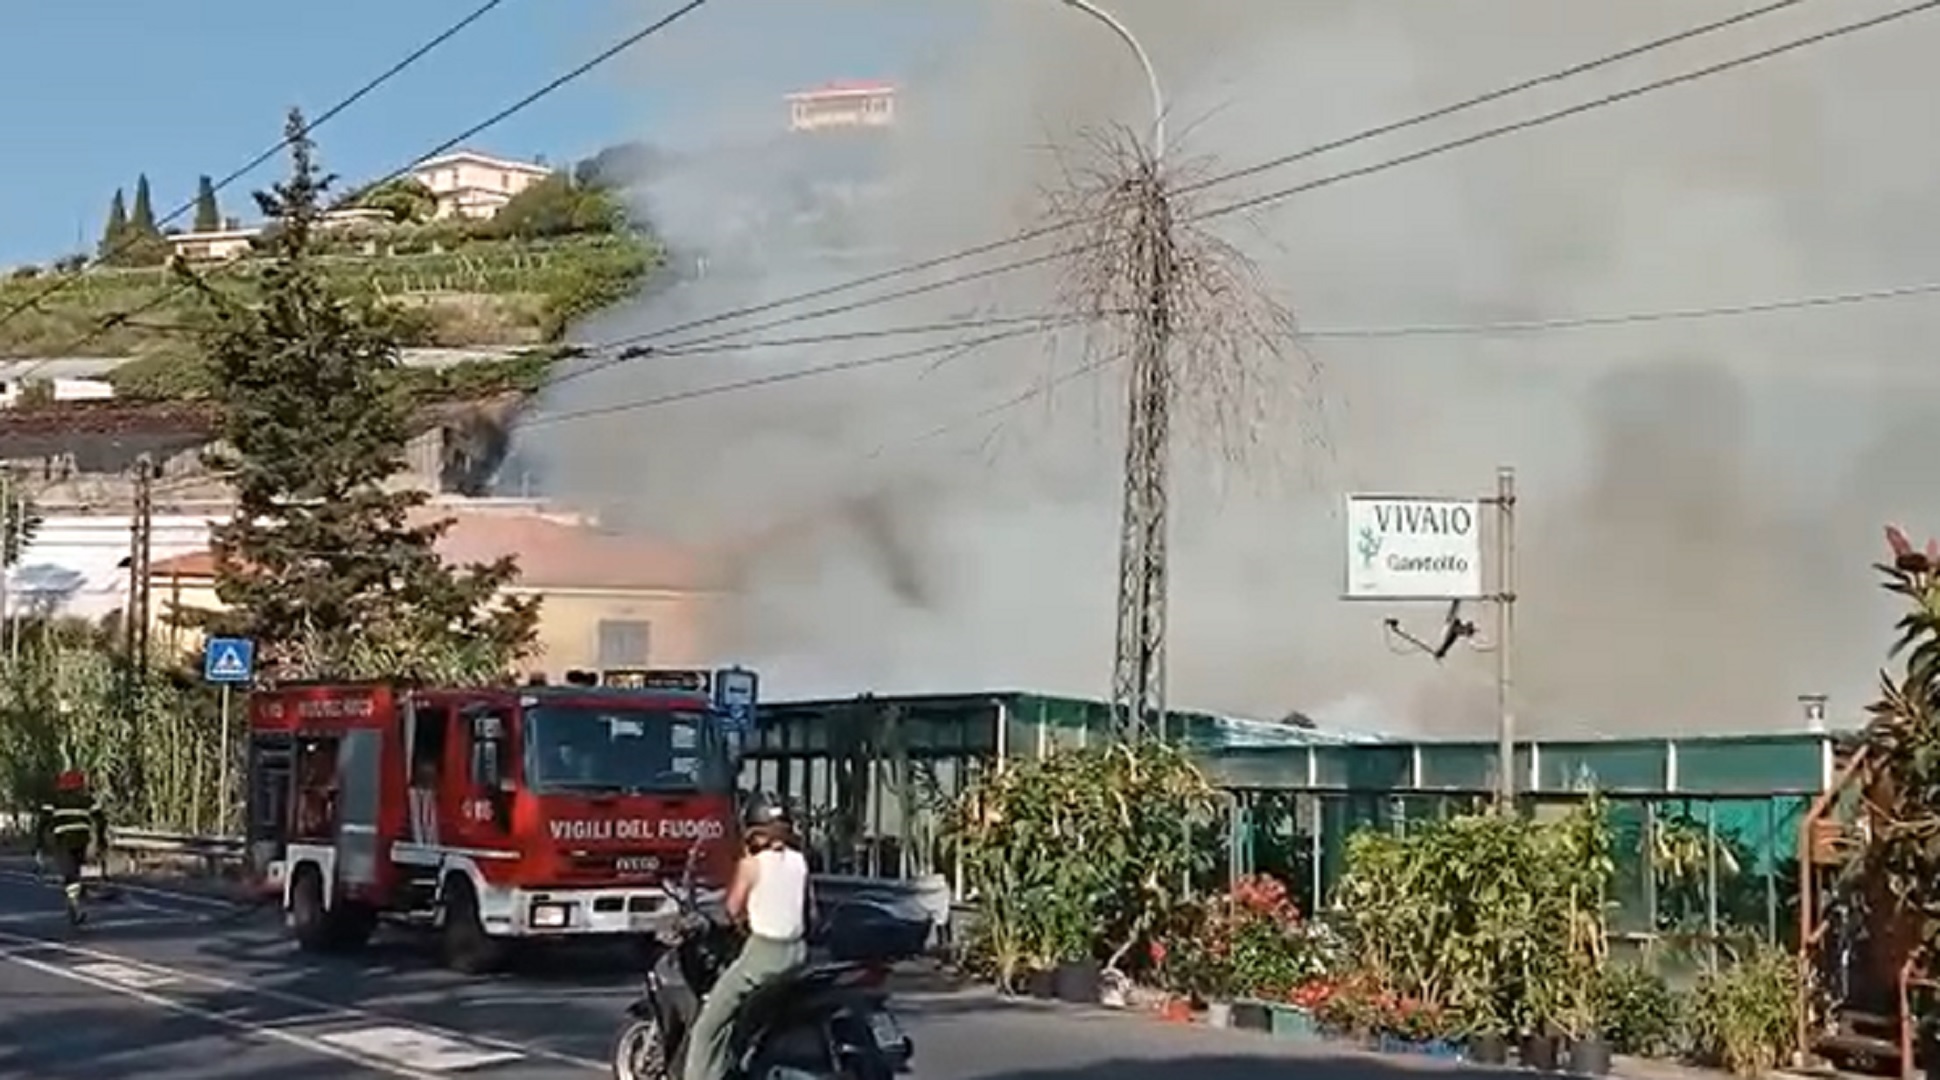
(1519, 966, 1566, 1072)
(1685, 941, 1801, 1077)
(1461, 1000, 1512, 1065)
(1561, 960, 1613, 1077)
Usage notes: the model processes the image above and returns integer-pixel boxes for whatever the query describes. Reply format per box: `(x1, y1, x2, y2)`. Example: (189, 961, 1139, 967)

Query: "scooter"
(610, 847, 915, 1080)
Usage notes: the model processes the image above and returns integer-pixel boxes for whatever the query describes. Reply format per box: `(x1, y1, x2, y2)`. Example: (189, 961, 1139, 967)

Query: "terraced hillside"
(0, 233, 656, 360)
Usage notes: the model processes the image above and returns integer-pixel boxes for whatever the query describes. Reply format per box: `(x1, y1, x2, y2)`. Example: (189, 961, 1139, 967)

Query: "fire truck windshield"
(523, 706, 728, 795)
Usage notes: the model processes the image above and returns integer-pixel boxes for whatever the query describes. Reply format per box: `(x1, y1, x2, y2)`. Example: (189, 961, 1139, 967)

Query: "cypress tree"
(98, 189, 128, 260)
(192, 175, 220, 232)
(185, 108, 539, 681)
(130, 174, 159, 236)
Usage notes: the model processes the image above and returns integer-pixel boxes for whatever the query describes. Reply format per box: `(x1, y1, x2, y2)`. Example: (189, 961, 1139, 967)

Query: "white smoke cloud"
(514, 0, 1940, 737)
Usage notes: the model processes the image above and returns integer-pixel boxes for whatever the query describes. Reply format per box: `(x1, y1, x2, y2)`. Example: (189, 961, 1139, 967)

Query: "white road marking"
(0, 867, 249, 912)
(0, 927, 604, 1071)
(0, 909, 205, 928)
(71, 960, 180, 989)
(319, 1025, 522, 1072)
(0, 942, 446, 1079)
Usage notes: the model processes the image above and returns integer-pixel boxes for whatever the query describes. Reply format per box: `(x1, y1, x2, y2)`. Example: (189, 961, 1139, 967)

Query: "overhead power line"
(1301, 279, 1940, 340)
(0, 0, 515, 336)
(37, 0, 717, 363)
(1198, 0, 1940, 225)
(518, 320, 1074, 430)
(557, 0, 1820, 361)
(662, 0, 1940, 361)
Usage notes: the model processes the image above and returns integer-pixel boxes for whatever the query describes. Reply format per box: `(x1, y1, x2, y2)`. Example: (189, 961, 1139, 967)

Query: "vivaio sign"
(1343, 495, 1484, 600)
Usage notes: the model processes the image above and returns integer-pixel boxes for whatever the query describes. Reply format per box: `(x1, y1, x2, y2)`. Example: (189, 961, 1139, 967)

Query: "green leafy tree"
(192, 175, 221, 232)
(181, 108, 539, 683)
(97, 189, 129, 261)
(353, 176, 438, 225)
(485, 172, 626, 239)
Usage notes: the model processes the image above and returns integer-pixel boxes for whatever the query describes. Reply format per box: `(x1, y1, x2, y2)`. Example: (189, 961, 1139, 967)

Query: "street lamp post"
(1055, 0, 1166, 158)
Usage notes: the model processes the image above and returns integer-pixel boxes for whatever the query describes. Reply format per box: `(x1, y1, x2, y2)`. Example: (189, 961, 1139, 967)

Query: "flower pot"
(1159, 998, 1194, 1023)
(1520, 1032, 1562, 1071)
(1204, 1001, 1233, 1029)
(1566, 1033, 1612, 1076)
(1024, 968, 1057, 999)
(1053, 959, 1101, 1004)
(1467, 1033, 1510, 1065)
(1267, 1004, 1321, 1041)
(1231, 1001, 1270, 1032)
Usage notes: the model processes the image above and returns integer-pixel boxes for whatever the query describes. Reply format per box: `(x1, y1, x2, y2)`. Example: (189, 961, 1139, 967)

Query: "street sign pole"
(201, 636, 256, 835)
(218, 683, 231, 833)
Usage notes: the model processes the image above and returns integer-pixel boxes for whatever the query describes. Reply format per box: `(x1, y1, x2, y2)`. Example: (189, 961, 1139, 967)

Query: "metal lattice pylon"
(1109, 174, 1175, 741)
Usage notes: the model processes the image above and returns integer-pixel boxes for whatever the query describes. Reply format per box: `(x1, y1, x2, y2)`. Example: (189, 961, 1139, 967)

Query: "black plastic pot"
(1467, 1032, 1509, 1065)
(1520, 1033, 1562, 1071)
(1566, 1033, 1612, 1076)
(1023, 968, 1057, 998)
(1231, 1001, 1271, 1032)
(1053, 959, 1102, 1004)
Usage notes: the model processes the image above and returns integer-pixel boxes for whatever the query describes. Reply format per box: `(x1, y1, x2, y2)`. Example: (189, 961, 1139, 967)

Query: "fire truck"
(241, 668, 758, 973)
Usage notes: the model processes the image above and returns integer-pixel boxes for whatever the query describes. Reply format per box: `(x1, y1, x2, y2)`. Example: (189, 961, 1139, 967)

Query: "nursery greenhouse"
(742, 690, 1837, 954)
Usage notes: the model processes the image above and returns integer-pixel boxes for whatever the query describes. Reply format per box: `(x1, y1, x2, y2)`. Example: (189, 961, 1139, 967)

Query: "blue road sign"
(202, 637, 256, 684)
(714, 667, 758, 731)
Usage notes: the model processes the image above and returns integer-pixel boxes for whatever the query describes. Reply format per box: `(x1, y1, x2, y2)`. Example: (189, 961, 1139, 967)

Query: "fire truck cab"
(243, 672, 752, 972)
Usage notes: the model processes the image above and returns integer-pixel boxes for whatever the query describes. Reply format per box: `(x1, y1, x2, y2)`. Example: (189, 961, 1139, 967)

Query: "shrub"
(1685, 942, 1801, 1076)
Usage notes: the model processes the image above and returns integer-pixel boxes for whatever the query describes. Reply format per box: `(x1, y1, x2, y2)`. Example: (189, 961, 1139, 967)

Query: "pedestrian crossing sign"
(202, 637, 256, 683)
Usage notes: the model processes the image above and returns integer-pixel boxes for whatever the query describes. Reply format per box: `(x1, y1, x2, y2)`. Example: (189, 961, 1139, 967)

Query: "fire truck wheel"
(289, 866, 375, 953)
(288, 866, 333, 953)
(440, 877, 504, 974)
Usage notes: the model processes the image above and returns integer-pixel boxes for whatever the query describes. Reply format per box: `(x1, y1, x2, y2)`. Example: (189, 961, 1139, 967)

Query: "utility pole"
(134, 454, 154, 684)
(124, 454, 154, 709)
(1052, 0, 1174, 743)
(1490, 466, 1518, 804)
(0, 468, 11, 664)
(1110, 178, 1175, 741)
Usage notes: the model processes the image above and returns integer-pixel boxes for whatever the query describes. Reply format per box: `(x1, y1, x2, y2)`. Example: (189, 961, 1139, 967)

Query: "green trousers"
(683, 933, 806, 1080)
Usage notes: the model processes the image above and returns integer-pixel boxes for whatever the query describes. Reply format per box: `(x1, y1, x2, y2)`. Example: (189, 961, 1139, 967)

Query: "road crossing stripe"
(0, 940, 447, 1079)
(318, 1025, 523, 1072)
(0, 927, 603, 1071)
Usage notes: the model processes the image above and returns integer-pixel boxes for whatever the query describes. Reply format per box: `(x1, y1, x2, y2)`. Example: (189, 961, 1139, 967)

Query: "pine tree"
(186, 108, 539, 682)
(130, 174, 159, 236)
(97, 189, 128, 261)
(192, 175, 220, 232)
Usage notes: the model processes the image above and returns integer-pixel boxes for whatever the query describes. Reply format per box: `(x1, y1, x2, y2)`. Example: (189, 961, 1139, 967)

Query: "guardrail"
(105, 828, 954, 927)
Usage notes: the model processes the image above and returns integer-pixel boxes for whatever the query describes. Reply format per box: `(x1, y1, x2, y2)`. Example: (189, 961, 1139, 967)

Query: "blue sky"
(0, 0, 945, 267)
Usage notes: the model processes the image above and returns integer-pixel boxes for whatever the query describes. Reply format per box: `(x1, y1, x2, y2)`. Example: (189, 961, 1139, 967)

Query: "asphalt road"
(0, 859, 1518, 1080)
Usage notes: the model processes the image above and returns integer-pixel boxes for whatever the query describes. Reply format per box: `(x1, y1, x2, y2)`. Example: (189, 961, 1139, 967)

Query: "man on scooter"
(683, 795, 810, 1080)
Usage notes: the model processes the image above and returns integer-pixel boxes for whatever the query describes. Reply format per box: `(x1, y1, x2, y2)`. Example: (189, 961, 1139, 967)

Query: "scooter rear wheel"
(611, 1017, 670, 1080)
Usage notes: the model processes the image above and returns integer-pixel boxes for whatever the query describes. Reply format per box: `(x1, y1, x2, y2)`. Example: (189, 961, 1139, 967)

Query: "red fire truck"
(241, 672, 752, 972)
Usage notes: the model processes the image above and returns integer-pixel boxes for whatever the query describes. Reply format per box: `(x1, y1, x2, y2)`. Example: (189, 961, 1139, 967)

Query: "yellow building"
(147, 504, 722, 677)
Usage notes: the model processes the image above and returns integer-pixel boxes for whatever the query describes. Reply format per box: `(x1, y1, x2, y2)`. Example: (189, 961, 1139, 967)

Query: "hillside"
(0, 232, 655, 361)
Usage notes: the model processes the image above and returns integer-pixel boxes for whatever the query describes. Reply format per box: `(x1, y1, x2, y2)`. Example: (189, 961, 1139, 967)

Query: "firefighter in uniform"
(35, 770, 106, 924)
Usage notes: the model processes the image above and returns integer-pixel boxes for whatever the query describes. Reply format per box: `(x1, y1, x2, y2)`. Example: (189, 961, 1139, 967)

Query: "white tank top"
(744, 847, 809, 941)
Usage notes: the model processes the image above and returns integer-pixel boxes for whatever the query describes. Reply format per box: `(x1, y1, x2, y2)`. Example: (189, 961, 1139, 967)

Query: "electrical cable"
(35, 0, 718, 363)
(517, 320, 1074, 430)
(693, 0, 1940, 357)
(1298, 279, 1940, 340)
(1195, 0, 1940, 226)
(557, 0, 1824, 361)
(0, 0, 515, 336)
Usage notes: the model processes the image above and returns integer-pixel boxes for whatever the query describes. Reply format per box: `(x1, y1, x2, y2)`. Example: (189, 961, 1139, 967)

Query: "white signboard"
(1344, 495, 1484, 599)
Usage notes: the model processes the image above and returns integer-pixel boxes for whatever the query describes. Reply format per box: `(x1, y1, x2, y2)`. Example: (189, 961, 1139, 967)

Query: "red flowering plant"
(1222, 874, 1329, 1002)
